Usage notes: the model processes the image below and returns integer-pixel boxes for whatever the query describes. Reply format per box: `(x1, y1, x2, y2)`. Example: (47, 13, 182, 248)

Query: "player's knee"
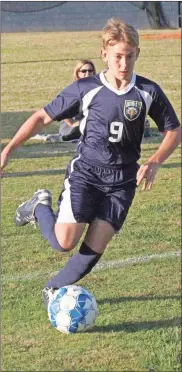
(56, 236, 76, 251)
(50, 240, 69, 253)
(47, 234, 70, 253)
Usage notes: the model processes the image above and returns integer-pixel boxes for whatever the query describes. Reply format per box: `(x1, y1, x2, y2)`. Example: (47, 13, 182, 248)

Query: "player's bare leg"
(54, 218, 115, 252)
(84, 218, 115, 254)
(54, 222, 86, 250)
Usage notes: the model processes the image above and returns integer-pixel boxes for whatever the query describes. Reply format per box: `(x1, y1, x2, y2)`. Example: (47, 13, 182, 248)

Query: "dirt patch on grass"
(141, 32, 181, 40)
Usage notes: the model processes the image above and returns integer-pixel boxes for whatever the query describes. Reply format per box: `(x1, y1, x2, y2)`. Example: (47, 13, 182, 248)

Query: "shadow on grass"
(2, 55, 179, 66)
(141, 147, 160, 152)
(97, 295, 181, 305)
(2, 57, 101, 65)
(12, 147, 76, 159)
(2, 168, 66, 178)
(89, 317, 181, 333)
(161, 163, 181, 168)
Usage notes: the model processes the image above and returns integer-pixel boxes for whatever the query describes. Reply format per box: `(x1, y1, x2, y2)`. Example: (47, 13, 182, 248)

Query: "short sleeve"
(44, 81, 81, 122)
(148, 84, 180, 132)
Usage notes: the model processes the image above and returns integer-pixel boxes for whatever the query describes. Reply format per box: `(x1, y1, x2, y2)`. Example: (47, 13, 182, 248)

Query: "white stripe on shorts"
(56, 155, 80, 223)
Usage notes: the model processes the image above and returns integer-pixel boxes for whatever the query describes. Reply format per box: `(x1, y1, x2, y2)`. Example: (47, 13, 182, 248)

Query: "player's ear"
(101, 48, 108, 62)
(136, 47, 140, 60)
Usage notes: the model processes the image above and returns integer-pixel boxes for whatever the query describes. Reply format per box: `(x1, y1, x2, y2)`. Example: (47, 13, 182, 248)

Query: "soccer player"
(1, 18, 181, 309)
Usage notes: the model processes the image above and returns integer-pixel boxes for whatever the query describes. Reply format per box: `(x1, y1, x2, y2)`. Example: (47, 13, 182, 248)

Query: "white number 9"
(109, 121, 124, 143)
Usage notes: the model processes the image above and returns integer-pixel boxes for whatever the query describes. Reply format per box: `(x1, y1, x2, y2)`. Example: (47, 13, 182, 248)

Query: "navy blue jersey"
(44, 71, 180, 166)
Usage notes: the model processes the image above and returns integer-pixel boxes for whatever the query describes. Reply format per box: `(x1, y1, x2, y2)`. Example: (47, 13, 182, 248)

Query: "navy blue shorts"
(56, 156, 139, 231)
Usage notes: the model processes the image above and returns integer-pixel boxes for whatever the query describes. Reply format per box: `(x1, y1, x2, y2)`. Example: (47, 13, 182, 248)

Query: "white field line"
(2, 250, 181, 284)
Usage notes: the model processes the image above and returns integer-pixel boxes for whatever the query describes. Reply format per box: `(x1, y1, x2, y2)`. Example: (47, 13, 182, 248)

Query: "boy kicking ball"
(1, 18, 181, 309)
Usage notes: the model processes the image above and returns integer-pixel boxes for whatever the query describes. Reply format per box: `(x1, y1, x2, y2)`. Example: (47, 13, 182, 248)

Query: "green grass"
(1, 31, 181, 115)
(1, 30, 181, 371)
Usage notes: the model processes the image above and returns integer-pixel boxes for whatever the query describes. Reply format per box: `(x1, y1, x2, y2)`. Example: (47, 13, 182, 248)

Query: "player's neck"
(104, 71, 133, 91)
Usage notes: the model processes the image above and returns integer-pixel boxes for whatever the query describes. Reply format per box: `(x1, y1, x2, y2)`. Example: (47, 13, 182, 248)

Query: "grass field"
(1, 30, 181, 371)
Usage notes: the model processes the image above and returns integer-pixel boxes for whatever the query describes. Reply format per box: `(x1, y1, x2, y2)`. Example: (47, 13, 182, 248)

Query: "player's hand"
(137, 162, 160, 191)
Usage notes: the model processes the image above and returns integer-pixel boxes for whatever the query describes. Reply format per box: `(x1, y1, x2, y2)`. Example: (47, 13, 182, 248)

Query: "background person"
(46, 59, 96, 143)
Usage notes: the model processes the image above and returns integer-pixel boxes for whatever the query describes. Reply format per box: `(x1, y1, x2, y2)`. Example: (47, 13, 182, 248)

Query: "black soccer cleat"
(15, 189, 52, 226)
(42, 287, 56, 310)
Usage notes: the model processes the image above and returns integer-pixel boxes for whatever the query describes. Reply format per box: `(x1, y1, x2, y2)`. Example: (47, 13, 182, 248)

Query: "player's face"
(101, 42, 139, 82)
(78, 63, 95, 79)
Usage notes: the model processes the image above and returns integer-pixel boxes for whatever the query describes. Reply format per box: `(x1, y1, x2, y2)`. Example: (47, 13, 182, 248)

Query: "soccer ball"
(48, 285, 98, 334)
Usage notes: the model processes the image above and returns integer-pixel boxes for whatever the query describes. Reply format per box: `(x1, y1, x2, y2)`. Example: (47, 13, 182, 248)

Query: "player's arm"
(137, 84, 181, 191)
(1, 82, 82, 174)
(137, 126, 181, 190)
(1, 109, 52, 172)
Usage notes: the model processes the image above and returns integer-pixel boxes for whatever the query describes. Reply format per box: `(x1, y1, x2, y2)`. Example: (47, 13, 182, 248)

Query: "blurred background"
(1, 1, 181, 32)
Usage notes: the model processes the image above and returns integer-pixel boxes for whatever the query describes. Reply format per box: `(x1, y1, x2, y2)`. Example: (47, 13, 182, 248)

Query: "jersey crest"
(124, 100, 142, 121)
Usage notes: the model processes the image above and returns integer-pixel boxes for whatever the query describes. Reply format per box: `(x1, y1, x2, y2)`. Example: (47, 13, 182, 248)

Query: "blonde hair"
(73, 59, 96, 81)
(102, 17, 139, 48)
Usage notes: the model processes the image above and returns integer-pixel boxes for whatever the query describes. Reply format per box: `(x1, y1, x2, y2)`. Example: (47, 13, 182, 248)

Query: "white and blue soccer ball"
(48, 285, 98, 334)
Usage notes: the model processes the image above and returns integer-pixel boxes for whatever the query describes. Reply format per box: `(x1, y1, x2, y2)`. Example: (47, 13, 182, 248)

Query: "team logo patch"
(124, 100, 142, 121)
